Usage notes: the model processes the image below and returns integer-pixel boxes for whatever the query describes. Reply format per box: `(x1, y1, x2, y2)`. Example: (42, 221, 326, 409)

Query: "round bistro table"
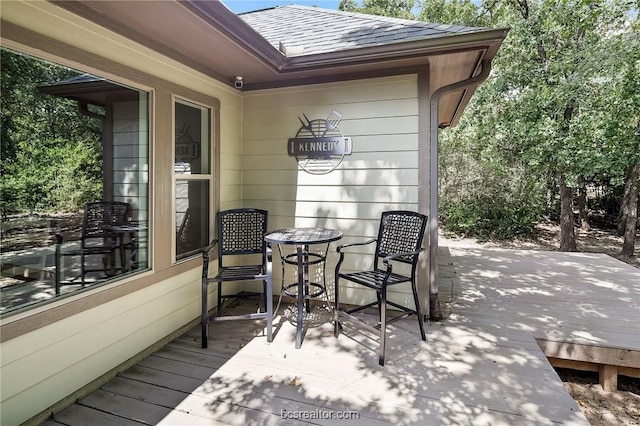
(264, 227, 342, 348)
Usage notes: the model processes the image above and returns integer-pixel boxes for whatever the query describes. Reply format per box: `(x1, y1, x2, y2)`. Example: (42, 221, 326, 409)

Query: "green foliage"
(341, 0, 639, 241)
(1, 48, 102, 215)
(439, 107, 546, 239)
(339, 0, 416, 18)
(431, 0, 639, 240)
(418, 0, 492, 26)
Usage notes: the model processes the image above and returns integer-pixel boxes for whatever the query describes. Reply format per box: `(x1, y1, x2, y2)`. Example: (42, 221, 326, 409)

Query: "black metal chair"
(55, 201, 130, 293)
(201, 208, 273, 348)
(334, 210, 428, 366)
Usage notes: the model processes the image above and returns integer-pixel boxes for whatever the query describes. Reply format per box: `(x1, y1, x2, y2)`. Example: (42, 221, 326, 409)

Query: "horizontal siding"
(244, 185, 418, 203)
(244, 133, 418, 156)
(1, 2, 243, 426)
(242, 113, 419, 142)
(1, 269, 202, 426)
(241, 76, 420, 306)
(243, 168, 419, 186)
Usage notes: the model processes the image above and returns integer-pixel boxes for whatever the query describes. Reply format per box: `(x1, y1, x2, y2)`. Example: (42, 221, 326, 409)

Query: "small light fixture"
(234, 76, 243, 89)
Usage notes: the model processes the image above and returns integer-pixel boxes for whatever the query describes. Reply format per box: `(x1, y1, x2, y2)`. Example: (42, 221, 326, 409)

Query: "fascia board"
(280, 28, 510, 71)
(181, 0, 286, 70)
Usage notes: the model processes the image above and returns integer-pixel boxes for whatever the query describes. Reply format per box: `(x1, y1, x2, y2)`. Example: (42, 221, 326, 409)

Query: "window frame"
(172, 96, 216, 262)
(0, 47, 152, 314)
(0, 31, 220, 338)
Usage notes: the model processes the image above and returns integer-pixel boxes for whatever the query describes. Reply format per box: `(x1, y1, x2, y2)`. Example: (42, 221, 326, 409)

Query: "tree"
(579, 7, 640, 257)
(418, 0, 493, 26)
(442, 0, 638, 252)
(619, 164, 639, 258)
(339, 0, 416, 18)
(1, 49, 102, 215)
(333, 0, 639, 265)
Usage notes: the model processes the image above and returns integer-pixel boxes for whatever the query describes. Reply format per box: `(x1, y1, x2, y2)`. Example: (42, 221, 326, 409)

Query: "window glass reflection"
(0, 48, 150, 314)
(174, 100, 212, 260)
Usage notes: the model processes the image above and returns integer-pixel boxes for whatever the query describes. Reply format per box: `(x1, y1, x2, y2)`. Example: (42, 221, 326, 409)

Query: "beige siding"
(1, 270, 201, 426)
(0, 2, 242, 425)
(241, 76, 420, 305)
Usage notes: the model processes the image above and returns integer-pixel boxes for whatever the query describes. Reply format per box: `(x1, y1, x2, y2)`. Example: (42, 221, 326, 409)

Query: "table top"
(104, 220, 148, 233)
(265, 227, 342, 245)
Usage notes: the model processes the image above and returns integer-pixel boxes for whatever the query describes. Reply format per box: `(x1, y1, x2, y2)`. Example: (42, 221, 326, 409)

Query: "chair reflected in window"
(334, 210, 428, 366)
(55, 201, 129, 294)
(201, 208, 273, 348)
(176, 207, 196, 257)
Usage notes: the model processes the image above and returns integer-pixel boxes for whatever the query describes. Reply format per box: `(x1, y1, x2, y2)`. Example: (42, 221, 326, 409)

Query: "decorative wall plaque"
(288, 110, 352, 174)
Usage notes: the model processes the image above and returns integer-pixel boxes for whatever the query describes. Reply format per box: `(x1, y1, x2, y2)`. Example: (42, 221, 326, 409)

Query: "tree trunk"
(558, 174, 577, 251)
(620, 163, 639, 259)
(617, 163, 638, 236)
(578, 181, 590, 230)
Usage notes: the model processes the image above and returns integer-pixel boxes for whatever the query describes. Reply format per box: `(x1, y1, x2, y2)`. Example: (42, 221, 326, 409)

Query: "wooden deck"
(39, 245, 640, 425)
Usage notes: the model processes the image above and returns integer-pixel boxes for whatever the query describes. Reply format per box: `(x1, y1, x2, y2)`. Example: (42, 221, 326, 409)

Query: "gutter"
(428, 60, 492, 320)
(282, 29, 509, 71)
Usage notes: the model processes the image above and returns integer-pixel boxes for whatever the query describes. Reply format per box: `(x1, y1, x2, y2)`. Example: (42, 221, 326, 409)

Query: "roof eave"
(180, 0, 286, 70)
(181, 1, 509, 77)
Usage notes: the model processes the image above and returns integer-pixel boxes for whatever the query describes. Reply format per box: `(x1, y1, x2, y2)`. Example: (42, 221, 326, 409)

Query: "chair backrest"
(374, 210, 428, 268)
(216, 208, 268, 266)
(82, 201, 130, 242)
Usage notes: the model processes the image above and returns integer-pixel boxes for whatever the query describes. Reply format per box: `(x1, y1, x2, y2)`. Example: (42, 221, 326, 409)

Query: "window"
(0, 48, 150, 314)
(174, 99, 212, 260)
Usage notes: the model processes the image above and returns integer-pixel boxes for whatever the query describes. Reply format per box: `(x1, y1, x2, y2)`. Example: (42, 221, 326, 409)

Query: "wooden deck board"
(43, 245, 640, 425)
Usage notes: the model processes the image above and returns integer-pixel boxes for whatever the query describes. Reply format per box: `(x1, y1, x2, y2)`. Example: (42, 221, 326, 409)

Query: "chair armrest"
(201, 240, 220, 279)
(382, 248, 425, 265)
(336, 238, 377, 253)
(202, 239, 218, 255)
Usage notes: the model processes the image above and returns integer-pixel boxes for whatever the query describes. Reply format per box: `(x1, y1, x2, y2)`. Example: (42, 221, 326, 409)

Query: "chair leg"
(411, 280, 427, 341)
(80, 252, 85, 286)
(55, 241, 62, 296)
(263, 281, 268, 312)
(265, 279, 273, 342)
(379, 287, 387, 366)
(217, 282, 223, 317)
(119, 240, 127, 272)
(202, 279, 209, 349)
(334, 274, 340, 338)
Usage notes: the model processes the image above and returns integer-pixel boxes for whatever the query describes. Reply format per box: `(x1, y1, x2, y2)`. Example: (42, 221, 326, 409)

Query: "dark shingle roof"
(240, 5, 486, 56)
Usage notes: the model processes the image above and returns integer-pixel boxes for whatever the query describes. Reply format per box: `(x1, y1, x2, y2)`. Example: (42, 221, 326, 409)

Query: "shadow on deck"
(37, 245, 640, 425)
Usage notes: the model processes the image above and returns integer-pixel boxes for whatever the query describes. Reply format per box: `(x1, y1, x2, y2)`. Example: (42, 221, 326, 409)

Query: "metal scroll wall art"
(287, 110, 352, 174)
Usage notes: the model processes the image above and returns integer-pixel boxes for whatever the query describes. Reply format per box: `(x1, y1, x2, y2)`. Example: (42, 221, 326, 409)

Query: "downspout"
(428, 60, 492, 320)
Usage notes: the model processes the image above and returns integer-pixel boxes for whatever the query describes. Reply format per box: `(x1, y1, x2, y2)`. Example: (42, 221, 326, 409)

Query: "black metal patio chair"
(201, 208, 273, 348)
(334, 210, 428, 366)
(55, 201, 130, 293)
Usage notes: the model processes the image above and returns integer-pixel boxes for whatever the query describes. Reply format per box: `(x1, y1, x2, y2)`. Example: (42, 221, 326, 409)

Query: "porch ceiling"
(52, 0, 508, 127)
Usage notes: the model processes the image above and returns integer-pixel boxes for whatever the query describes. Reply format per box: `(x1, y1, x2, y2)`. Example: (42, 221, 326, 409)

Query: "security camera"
(234, 76, 243, 89)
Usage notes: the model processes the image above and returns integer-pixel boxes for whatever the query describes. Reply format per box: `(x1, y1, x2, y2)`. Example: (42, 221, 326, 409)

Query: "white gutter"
(428, 60, 492, 320)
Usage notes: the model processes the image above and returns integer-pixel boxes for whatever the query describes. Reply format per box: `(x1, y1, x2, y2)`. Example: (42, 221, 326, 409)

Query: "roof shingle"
(240, 5, 487, 56)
